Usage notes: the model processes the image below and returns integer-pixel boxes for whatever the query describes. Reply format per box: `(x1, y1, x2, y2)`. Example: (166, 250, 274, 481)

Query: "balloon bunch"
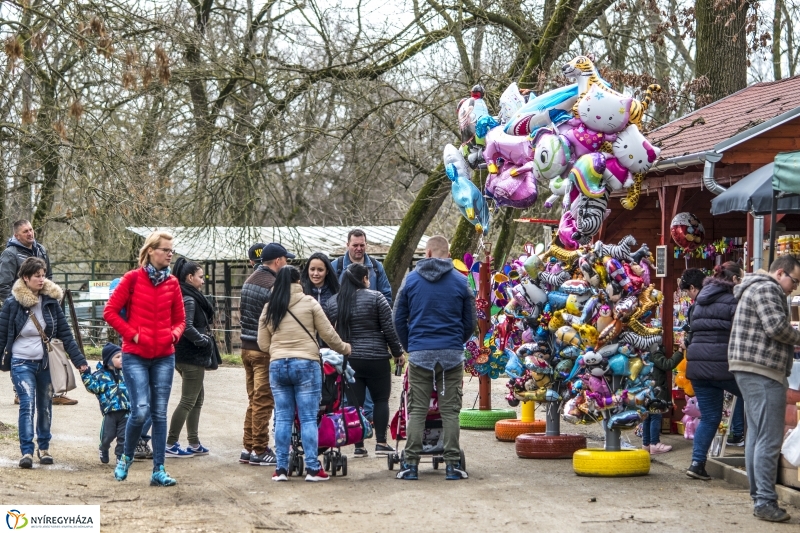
(518, 235, 671, 428)
(446, 55, 662, 249)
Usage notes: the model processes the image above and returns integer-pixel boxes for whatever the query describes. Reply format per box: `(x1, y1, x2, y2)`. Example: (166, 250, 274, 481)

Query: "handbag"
(30, 312, 77, 394)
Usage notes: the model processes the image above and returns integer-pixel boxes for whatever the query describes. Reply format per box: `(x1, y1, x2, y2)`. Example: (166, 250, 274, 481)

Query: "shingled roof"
(649, 76, 800, 169)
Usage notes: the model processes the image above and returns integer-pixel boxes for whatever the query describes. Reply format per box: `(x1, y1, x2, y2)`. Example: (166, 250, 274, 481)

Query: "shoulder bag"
(30, 312, 77, 394)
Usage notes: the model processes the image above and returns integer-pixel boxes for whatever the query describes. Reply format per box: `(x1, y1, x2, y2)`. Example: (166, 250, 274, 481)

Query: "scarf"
(144, 263, 171, 287)
(180, 282, 215, 320)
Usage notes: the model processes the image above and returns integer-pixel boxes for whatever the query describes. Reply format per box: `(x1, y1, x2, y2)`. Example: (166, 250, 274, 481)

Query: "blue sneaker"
(445, 462, 468, 480)
(165, 443, 194, 458)
(187, 443, 209, 455)
(396, 462, 418, 480)
(114, 455, 133, 481)
(150, 465, 177, 487)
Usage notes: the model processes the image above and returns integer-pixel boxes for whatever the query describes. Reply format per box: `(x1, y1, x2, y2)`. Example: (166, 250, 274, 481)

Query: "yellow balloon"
(629, 357, 644, 381)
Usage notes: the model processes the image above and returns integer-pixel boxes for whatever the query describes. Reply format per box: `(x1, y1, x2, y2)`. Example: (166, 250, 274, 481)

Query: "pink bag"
(343, 407, 364, 444)
(318, 413, 347, 448)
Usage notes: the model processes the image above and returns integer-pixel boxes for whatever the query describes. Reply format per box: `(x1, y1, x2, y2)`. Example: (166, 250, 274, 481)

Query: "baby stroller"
(386, 368, 465, 471)
(287, 352, 369, 478)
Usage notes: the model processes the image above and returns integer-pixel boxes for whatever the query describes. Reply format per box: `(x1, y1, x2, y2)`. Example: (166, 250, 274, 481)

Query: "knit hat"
(102, 343, 121, 369)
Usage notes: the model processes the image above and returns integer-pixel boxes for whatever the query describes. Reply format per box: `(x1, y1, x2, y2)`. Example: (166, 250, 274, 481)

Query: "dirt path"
(0, 365, 795, 532)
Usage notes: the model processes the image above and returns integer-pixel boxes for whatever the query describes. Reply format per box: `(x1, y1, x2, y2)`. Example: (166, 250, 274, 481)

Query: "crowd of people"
(3, 220, 800, 522)
(0, 226, 472, 486)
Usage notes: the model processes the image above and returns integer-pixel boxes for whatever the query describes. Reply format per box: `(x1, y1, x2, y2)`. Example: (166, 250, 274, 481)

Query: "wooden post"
(479, 243, 492, 411)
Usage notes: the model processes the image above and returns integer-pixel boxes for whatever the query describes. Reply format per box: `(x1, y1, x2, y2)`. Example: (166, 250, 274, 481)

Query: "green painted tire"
(459, 408, 517, 429)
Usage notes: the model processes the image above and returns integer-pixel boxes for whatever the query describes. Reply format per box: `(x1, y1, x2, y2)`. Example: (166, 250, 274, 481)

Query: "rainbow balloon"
(569, 152, 607, 198)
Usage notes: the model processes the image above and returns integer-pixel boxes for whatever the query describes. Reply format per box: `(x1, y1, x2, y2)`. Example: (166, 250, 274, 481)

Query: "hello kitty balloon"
(576, 84, 633, 134)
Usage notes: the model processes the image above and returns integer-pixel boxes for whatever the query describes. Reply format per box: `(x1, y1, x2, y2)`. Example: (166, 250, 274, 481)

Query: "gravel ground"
(0, 364, 795, 532)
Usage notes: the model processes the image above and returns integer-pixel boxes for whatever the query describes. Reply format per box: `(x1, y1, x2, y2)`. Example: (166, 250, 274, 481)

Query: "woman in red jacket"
(103, 231, 185, 487)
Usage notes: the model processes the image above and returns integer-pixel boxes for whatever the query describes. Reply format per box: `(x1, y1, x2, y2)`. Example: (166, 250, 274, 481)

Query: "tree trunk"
(383, 164, 450, 296)
(774, 0, 783, 80)
(492, 207, 521, 269)
(31, 80, 58, 239)
(449, 215, 481, 261)
(695, 0, 748, 104)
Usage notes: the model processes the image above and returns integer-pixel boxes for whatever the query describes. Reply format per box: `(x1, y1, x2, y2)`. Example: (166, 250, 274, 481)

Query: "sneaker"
(375, 443, 395, 455)
(686, 460, 711, 481)
(239, 449, 252, 464)
(99, 447, 110, 464)
(134, 439, 153, 460)
(649, 443, 672, 454)
(396, 462, 418, 480)
(272, 468, 289, 482)
(165, 443, 194, 458)
(305, 467, 329, 482)
(38, 449, 53, 465)
(19, 454, 33, 469)
(249, 448, 277, 466)
(187, 443, 209, 455)
(445, 462, 468, 480)
(620, 441, 637, 450)
(52, 395, 78, 405)
(353, 448, 369, 458)
(754, 502, 791, 522)
(114, 455, 133, 481)
(641, 445, 650, 452)
(150, 465, 177, 487)
(727, 434, 745, 447)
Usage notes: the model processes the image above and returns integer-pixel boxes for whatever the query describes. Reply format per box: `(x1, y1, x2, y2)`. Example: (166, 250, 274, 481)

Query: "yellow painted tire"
(572, 448, 651, 477)
(494, 419, 547, 442)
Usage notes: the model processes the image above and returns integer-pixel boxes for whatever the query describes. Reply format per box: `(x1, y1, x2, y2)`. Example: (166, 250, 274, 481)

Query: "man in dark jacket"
(0, 219, 52, 303)
(331, 229, 393, 306)
(238, 242, 294, 466)
(728, 256, 800, 523)
(393, 235, 476, 481)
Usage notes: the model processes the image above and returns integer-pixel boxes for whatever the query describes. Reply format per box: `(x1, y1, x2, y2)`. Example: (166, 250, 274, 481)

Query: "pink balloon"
(485, 159, 538, 208)
(483, 127, 534, 174)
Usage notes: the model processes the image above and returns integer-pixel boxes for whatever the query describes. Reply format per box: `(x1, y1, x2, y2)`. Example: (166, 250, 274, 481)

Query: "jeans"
(363, 389, 374, 421)
(641, 413, 662, 446)
(122, 353, 175, 468)
(405, 362, 463, 465)
(734, 371, 787, 507)
(731, 395, 745, 437)
(10, 358, 54, 456)
(140, 416, 152, 443)
(167, 362, 205, 446)
(242, 349, 274, 454)
(690, 378, 743, 463)
(270, 358, 322, 472)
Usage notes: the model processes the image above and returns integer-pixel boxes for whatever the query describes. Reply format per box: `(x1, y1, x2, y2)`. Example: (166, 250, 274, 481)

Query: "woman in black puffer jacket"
(324, 263, 404, 458)
(685, 261, 745, 480)
(166, 258, 217, 457)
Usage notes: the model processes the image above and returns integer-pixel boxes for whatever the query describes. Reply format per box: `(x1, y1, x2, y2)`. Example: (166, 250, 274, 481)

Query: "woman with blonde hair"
(104, 231, 186, 486)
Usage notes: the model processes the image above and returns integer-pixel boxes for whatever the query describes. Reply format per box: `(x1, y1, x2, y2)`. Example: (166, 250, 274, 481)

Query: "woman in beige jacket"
(258, 265, 350, 482)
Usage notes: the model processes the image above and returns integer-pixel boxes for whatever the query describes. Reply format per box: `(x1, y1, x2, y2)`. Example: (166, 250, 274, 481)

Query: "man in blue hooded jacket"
(393, 235, 475, 481)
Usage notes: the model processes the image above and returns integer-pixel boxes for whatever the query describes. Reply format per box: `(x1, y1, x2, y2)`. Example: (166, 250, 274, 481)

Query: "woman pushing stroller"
(258, 265, 351, 482)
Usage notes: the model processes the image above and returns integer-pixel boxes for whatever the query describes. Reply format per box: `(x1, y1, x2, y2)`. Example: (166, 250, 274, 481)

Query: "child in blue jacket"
(81, 343, 130, 464)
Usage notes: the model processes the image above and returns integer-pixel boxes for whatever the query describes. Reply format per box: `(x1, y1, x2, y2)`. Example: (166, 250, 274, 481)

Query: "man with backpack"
(238, 242, 294, 466)
(331, 229, 393, 306)
(393, 235, 475, 481)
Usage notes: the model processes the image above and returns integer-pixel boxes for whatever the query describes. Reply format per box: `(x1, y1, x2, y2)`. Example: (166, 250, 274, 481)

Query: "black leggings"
(348, 358, 391, 445)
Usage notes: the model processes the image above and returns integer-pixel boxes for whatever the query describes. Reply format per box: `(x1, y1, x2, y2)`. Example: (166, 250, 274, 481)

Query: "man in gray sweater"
(729, 255, 800, 523)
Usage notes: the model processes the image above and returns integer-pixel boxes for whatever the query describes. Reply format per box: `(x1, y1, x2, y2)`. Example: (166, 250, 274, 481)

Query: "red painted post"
(479, 243, 492, 411)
